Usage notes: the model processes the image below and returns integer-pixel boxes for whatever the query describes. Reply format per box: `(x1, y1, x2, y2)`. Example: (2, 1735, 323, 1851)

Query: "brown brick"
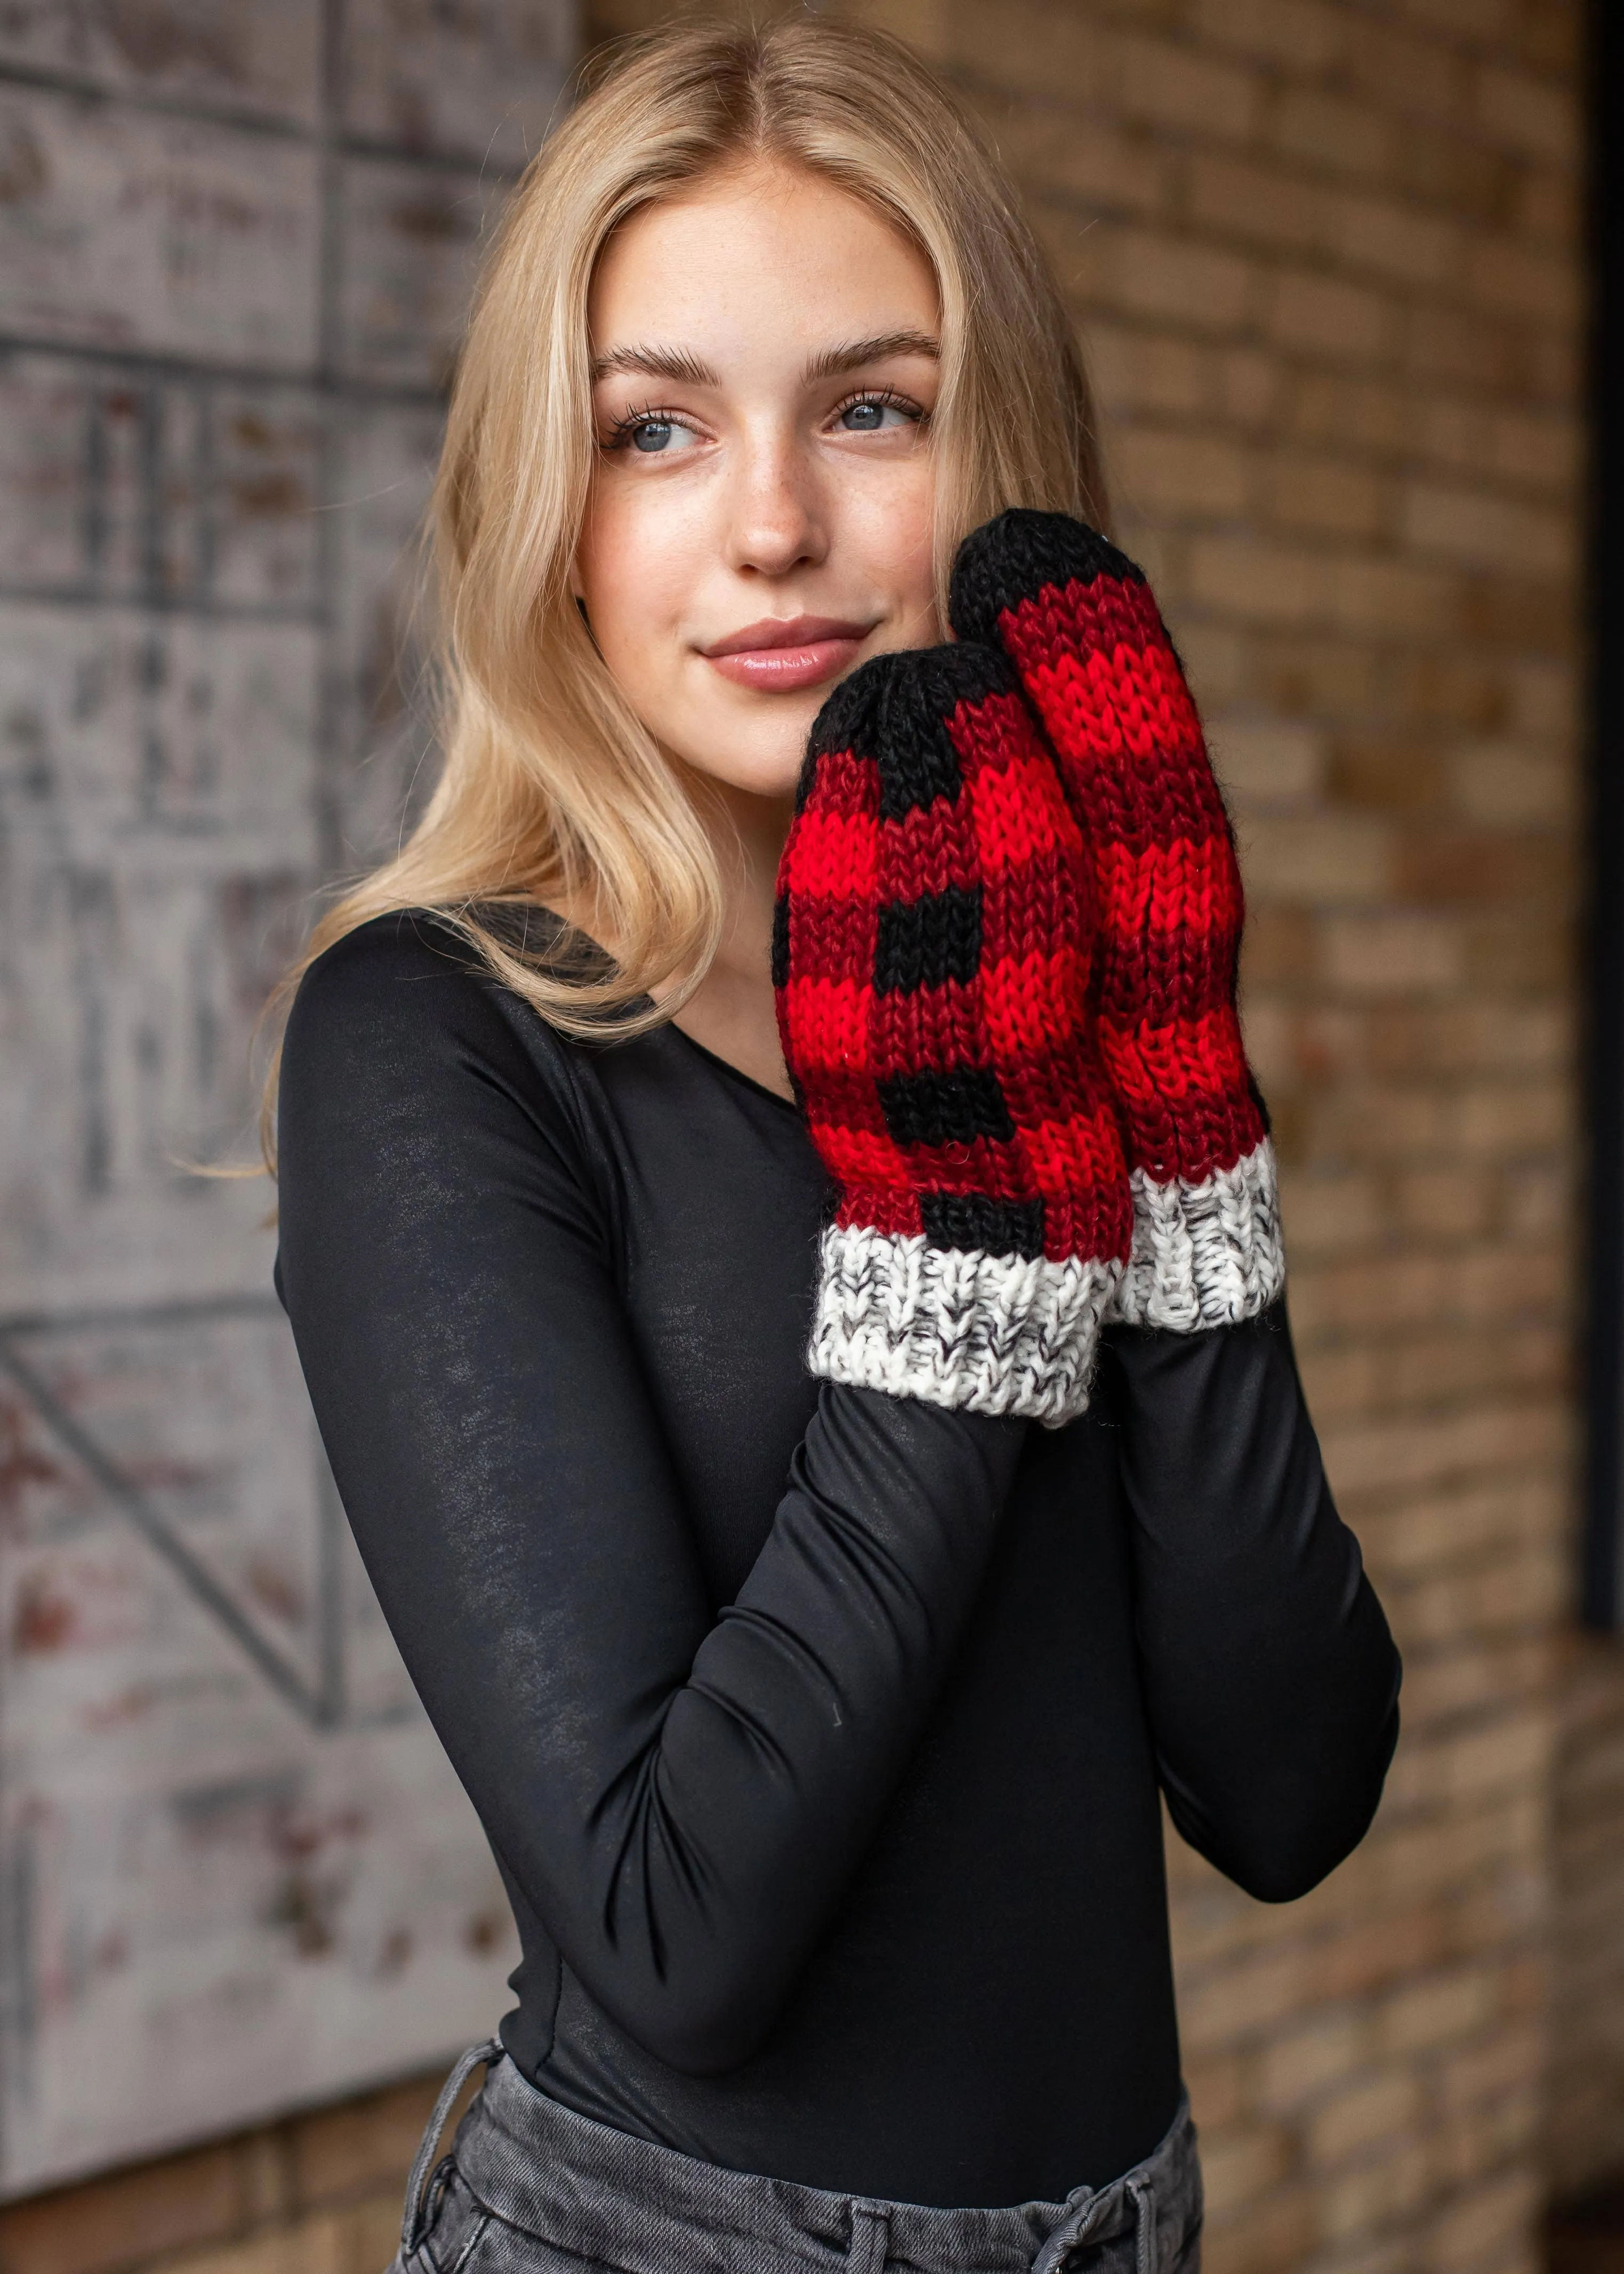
(1203, 2184, 1319, 2274)
(994, 104, 1169, 219)
(1087, 223, 1258, 333)
(1267, 269, 1396, 367)
(1424, 2167, 1542, 2274)
(1272, 89, 1394, 182)
(1239, 811, 1395, 905)
(1473, 62, 1578, 164)
(1110, 424, 1249, 518)
(948, 2, 1108, 103)
(1188, 0, 1345, 72)
(1187, 154, 1322, 253)
(1388, 0, 1518, 35)
(1215, 345, 1279, 428)
(1084, 322, 1207, 419)
(1467, 235, 1582, 326)
(1210, 716, 1326, 808)
(1265, 457, 1389, 542)
(0, 2148, 245, 2274)
(150, 2198, 399, 2274)
(1285, 371, 1412, 460)
(286, 2074, 443, 2211)
(1449, 743, 1574, 829)
(1180, 2048, 1247, 2129)
(1322, 2134, 1435, 2243)
(1514, 162, 1578, 245)
(1241, 904, 1321, 989)
(1321, 188, 1461, 289)
(1391, 1162, 1498, 1240)
(1330, 736, 1448, 813)
(1307, 2070, 1424, 2166)
(1320, 911, 1464, 995)
(1345, 18, 1469, 129)
(1257, 2010, 1371, 2111)
(1416, 399, 1578, 493)
(1393, 826, 1568, 907)
(1115, 31, 1260, 145)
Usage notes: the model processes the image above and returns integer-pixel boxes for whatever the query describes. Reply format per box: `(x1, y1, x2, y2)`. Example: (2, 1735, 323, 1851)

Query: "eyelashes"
(830, 384, 927, 430)
(602, 401, 688, 453)
(597, 388, 929, 453)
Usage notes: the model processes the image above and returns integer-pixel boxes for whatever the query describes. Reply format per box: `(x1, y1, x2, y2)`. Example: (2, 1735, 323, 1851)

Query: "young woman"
(274, 21, 1401, 2274)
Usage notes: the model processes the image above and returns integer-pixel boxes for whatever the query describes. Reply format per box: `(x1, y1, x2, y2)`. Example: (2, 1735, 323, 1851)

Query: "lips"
(702, 615, 871, 693)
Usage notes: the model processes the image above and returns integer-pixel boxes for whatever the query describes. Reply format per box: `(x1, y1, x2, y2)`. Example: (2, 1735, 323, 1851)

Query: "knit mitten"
(774, 642, 1132, 1427)
(950, 509, 1284, 1331)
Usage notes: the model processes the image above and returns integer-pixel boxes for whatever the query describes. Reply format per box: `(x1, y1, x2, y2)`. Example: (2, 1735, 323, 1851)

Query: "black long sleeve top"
(274, 910, 1400, 2209)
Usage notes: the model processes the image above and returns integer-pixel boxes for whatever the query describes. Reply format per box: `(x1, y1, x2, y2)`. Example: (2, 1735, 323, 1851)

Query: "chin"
(684, 722, 825, 805)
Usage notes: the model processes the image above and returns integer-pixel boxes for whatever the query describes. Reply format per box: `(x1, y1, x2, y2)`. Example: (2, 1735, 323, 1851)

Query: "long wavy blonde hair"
(266, 14, 1106, 1161)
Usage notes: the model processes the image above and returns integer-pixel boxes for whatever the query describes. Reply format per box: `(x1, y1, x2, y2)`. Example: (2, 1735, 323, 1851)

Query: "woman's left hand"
(952, 509, 1285, 1332)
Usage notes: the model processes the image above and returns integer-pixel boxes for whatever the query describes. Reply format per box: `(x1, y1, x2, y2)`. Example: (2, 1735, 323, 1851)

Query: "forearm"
(596, 1389, 1024, 2068)
(1103, 1306, 1400, 1899)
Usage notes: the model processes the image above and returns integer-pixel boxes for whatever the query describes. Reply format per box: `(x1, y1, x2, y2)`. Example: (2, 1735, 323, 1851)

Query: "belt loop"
(400, 2038, 501, 2260)
(1032, 2172, 1157, 2274)
(1129, 2175, 1156, 2274)
(846, 2199, 892, 2274)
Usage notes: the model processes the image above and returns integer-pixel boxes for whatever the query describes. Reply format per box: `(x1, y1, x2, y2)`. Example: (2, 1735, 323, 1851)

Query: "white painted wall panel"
(0, 0, 578, 2197)
(0, 93, 321, 367)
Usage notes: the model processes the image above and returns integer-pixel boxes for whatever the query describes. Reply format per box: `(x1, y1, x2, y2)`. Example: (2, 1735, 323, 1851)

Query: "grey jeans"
(389, 2043, 1203, 2274)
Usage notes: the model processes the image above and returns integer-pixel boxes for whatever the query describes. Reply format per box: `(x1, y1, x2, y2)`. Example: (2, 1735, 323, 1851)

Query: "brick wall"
(586, 1, 1590, 2269)
(0, 2, 1603, 2271)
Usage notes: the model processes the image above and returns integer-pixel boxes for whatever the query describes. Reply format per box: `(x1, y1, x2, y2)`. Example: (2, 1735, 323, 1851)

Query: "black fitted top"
(275, 911, 1400, 2209)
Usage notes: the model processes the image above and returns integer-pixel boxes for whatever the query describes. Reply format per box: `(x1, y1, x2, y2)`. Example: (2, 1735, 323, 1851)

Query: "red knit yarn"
(951, 515, 1268, 1191)
(775, 645, 1131, 1272)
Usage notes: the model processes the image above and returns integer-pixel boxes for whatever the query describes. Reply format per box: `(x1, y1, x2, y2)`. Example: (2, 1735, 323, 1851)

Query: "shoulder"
(288, 906, 569, 1049)
(292, 905, 511, 1008)
(281, 907, 591, 1136)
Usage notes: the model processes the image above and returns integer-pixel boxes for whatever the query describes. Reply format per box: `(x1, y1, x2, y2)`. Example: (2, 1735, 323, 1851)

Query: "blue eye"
(840, 399, 905, 432)
(631, 419, 674, 452)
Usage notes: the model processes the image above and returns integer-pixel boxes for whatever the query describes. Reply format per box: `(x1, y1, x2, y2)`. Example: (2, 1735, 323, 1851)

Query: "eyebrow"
(591, 343, 719, 385)
(802, 331, 940, 381)
(589, 330, 941, 388)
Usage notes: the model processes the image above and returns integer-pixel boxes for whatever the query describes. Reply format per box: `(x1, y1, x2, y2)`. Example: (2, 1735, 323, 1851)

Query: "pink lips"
(702, 614, 870, 692)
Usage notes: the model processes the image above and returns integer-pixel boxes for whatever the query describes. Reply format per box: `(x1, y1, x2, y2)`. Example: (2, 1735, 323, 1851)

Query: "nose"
(723, 423, 829, 580)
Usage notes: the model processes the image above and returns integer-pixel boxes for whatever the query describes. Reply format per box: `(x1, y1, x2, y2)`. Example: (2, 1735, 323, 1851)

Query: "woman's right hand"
(773, 640, 1132, 1427)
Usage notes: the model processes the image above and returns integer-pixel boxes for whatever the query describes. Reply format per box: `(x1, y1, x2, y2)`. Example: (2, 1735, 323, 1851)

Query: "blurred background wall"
(0, 0, 574, 2262)
(0, 4, 1605, 2274)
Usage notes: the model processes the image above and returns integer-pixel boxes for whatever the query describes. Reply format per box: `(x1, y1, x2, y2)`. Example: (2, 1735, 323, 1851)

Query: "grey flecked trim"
(1112, 1138, 1285, 1331)
(808, 1226, 1121, 1428)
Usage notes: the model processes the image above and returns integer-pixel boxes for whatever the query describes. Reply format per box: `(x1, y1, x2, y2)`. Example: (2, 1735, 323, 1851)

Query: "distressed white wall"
(0, 0, 575, 2196)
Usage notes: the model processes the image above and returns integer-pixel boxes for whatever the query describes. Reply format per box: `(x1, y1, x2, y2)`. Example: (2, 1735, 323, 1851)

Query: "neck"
(666, 775, 797, 1100)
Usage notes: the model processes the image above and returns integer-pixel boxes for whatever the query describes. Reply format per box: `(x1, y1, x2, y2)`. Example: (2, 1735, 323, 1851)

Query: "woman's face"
(577, 160, 941, 806)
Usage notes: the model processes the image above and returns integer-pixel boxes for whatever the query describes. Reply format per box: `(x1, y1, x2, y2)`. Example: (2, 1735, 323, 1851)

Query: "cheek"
(842, 459, 937, 621)
(577, 480, 705, 684)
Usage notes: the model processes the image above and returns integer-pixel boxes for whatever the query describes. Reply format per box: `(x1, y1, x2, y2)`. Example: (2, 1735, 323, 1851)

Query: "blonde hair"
(266, 13, 1106, 1161)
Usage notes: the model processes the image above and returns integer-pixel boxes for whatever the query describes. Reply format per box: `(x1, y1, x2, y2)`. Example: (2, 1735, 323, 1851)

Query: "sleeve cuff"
(1111, 1139, 1286, 1331)
(808, 1223, 1120, 1427)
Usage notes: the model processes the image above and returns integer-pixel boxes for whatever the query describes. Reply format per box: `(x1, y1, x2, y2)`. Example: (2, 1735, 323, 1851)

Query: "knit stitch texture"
(775, 642, 1131, 1424)
(951, 509, 1285, 1330)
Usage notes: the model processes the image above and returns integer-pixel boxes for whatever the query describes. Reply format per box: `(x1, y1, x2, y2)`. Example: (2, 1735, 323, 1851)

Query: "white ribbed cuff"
(809, 1225, 1121, 1428)
(1111, 1139, 1285, 1331)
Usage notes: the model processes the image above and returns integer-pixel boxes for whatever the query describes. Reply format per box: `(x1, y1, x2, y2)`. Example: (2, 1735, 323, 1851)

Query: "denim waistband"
(401, 2042, 1201, 2274)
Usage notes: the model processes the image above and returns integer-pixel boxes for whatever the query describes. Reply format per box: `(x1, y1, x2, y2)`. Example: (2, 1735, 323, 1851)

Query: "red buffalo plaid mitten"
(774, 642, 1132, 1426)
(950, 510, 1284, 1331)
